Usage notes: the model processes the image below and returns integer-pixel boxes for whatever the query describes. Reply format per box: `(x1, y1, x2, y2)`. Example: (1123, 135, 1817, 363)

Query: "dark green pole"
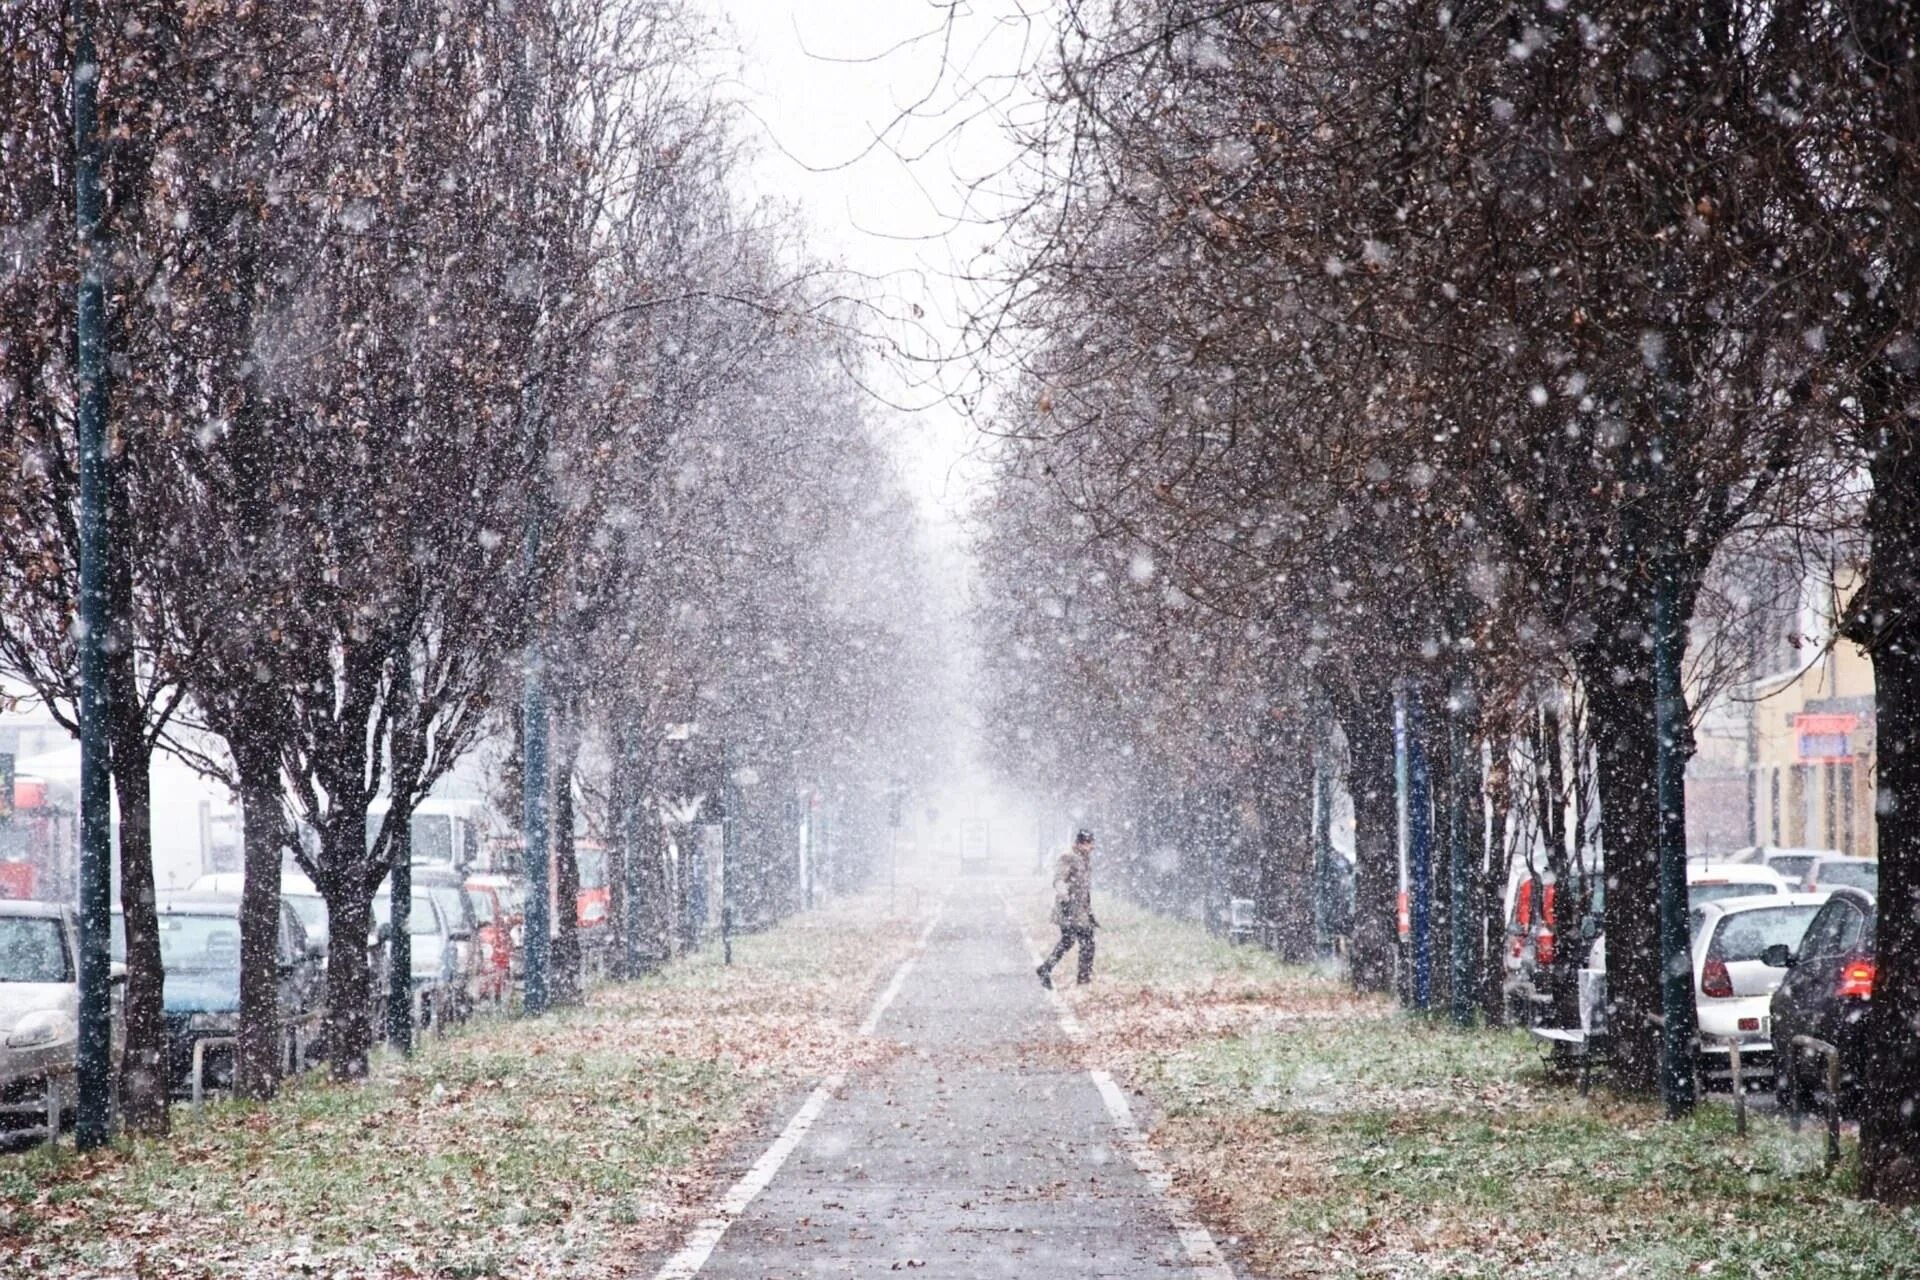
(1448, 665, 1479, 1028)
(714, 740, 725, 959)
(1652, 437, 1697, 1116)
(522, 653, 550, 1013)
(621, 722, 644, 979)
(71, 0, 116, 1151)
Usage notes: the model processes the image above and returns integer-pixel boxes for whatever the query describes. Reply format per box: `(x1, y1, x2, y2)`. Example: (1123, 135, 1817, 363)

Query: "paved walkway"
(656, 890, 1229, 1278)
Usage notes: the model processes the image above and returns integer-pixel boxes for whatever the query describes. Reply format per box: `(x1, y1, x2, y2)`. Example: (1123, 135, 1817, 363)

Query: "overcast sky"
(701, 0, 1046, 534)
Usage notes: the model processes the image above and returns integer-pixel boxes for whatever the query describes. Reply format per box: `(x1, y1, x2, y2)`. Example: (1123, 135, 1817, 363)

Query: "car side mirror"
(277, 960, 296, 978)
(306, 939, 326, 960)
(1761, 943, 1794, 969)
(449, 929, 472, 943)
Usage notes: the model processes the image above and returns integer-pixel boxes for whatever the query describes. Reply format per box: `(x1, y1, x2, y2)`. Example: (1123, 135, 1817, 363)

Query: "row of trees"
(0, 0, 941, 1135)
(972, 0, 1920, 1198)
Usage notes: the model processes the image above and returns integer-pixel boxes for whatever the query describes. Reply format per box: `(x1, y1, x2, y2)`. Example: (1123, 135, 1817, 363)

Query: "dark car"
(113, 893, 325, 1096)
(1767, 886, 1876, 1110)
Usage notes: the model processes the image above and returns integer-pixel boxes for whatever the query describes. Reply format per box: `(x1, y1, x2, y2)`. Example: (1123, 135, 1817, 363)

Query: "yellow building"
(1749, 635, 1877, 860)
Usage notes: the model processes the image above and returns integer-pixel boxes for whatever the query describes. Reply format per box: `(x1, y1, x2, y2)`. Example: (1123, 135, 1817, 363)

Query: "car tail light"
(1838, 957, 1875, 1000)
(1701, 956, 1734, 998)
(1535, 926, 1557, 967)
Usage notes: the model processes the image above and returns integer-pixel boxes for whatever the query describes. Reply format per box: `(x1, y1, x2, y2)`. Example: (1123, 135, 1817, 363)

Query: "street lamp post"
(1651, 434, 1698, 1116)
(71, 0, 116, 1150)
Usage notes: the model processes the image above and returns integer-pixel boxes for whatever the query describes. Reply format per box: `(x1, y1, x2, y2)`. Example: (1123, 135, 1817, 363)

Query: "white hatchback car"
(1692, 894, 1829, 1078)
(1687, 862, 1791, 910)
(0, 901, 86, 1120)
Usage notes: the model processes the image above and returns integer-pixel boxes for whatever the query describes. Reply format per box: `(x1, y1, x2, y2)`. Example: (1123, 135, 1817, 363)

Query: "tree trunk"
(320, 809, 377, 1081)
(105, 686, 167, 1134)
(552, 737, 582, 1004)
(233, 748, 284, 1101)
(1852, 407, 1920, 1200)
(1259, 739, 1316, 963)
(1578, 638, 1662, 1095)
(1339, 680, 1399, 993)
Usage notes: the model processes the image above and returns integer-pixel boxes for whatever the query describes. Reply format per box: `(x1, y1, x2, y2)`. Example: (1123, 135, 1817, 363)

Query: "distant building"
(1686, 562, 1877, 859)
(1749, 638, 1876, 859)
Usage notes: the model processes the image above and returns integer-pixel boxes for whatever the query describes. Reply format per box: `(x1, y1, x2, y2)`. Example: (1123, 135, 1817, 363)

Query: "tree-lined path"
(655, 891, 1230, 1278)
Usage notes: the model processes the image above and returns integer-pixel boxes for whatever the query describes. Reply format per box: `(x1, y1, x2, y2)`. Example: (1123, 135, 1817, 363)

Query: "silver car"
(0, 901, 97, 1123)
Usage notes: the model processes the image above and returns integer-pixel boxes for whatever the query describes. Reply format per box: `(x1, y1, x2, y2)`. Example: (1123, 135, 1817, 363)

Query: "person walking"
(1037, 829, 1097, 988)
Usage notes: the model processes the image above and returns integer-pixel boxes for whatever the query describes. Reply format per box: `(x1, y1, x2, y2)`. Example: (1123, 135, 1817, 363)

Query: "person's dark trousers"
(1039, 925, 1095, 984)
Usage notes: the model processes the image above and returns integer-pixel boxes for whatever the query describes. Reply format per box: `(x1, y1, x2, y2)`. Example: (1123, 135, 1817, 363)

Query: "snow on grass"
(0, 893, 925, 1279)
(1100, 905, 1920, 1278)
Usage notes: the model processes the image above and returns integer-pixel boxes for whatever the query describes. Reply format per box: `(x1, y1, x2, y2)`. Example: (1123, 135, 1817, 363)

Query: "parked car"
(409, 867, 481, 1019)
(1796, 853, 1879, 897)
(1687, 863, 1790, 910)
(115, 893, 325, 1095)
(460, 878, 514, 1006)
(1690, 894, 1827, 1082)
(1503, 871, 1604, 1024)
(1768, 886, 1877, 1110)
(190, 870, 330, 956)
(1716, 845, 1842, 889)
(466, 873, 527, 980)
(371, 884, 459, 1030)
(0, 901, 106, 1126)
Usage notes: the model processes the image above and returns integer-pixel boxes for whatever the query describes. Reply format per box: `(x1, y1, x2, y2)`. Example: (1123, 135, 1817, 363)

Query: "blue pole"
(71, 0, 115, 1150)
(1408, 690, 1434, 1011)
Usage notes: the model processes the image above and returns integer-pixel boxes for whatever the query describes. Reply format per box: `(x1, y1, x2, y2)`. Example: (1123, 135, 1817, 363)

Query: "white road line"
(651, 904, 944, 1280)
(1010, 899, 1236, 1279)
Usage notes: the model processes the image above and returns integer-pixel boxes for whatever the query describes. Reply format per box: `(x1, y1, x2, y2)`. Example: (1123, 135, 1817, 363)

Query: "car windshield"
(373, 892, 442, 937)
(153, 912, 242, 973)
(0, 917, 69, 983)
(287, 894, 328, 937)
(1709, 905, 1822, 963)
(1689, 881, 1779, 908)
(1817, 861, 1878, 892)
(577, 848, 607, 890)
(428, 885, 470, 932)
(412, 814, 455, 865)
(1768, 855, 1817, 883)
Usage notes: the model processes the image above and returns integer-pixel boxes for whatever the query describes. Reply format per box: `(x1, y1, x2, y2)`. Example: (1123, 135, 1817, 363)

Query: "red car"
(461, 879, 515, 1007)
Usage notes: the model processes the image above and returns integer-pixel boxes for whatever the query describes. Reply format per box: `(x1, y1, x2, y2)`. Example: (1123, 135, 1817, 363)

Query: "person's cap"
(1074, 829, 1094, 844)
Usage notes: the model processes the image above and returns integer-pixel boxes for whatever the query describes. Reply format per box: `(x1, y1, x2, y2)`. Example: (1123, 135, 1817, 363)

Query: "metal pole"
(71, 0, 115, 1151)
(720, 741, 734, 957)
(1312, 733, 1334, 956)
(1652, 436, 1698, 1117)
(1448, 667, 1478, 1028)
(621, 724, 644, 979)
(1393, 685, 1413, 1005)
(522, 655, 550, 1014)
(1407, 689, 1434, 1011)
